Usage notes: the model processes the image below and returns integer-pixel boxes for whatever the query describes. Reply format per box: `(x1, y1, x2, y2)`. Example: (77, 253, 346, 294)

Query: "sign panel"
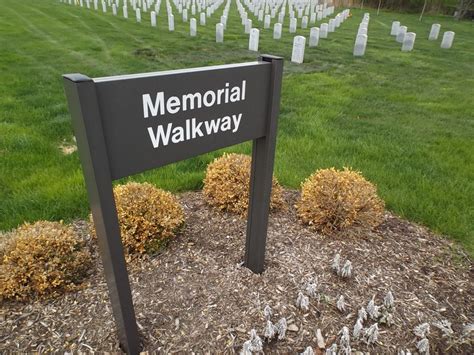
(94, 63, 271, 179)
(63, 55, 283, 354)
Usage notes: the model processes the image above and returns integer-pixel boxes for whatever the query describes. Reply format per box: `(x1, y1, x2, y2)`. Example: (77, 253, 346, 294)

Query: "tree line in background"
(336, 0, 473, 19)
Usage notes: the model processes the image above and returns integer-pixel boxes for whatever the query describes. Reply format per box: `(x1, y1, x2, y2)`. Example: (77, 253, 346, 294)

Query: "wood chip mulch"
(1, 190, 473, 354)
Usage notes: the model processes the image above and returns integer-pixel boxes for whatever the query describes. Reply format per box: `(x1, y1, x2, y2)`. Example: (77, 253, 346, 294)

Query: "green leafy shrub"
(91, 182, 185, 255)
(0, 221, 92, 301)
(203, 153, 284, 215)
(296, 168, 385, 233)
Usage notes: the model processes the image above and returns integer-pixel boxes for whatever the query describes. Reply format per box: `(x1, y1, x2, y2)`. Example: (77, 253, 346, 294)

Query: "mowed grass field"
(0, 0, 473, 254)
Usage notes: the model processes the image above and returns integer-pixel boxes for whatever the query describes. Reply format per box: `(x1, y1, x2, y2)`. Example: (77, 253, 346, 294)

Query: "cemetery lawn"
(0, 0, 473, 255)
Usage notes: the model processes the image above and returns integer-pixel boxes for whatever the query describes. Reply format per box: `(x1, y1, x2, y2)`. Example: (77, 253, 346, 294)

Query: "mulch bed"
(1, 190, 473, 353)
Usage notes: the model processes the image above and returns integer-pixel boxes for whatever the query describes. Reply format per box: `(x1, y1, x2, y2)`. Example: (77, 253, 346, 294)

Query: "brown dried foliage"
(91, 182, 185, 255)
(296, 167, 385, 233)
(203, 153, 284, 216)
(0, 221, 92, 301)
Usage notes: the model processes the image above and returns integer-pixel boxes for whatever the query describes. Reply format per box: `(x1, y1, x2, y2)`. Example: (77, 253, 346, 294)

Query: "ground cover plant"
(0, 0, 473, 258)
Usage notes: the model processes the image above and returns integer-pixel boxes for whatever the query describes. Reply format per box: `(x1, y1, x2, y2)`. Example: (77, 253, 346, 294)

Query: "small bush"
(203, 153, 284, 215)
(91, 182, 185, 255)
(0, 221, 92, 301)
(296, 168, 384, 233)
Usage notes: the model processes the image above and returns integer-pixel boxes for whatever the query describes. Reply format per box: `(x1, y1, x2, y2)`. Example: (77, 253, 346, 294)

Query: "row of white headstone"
(353, 12, 369, 56)
(290, 8, 350, 64)
(62, 0, 228, 32)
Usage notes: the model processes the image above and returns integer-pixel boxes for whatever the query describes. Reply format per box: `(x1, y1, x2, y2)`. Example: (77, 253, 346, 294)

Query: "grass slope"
(0, 0, 473, 254)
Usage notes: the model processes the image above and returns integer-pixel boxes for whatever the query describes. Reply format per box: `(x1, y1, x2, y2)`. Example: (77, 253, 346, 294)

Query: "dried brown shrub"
(0, 221, 92, 301)
(203, 153, 284, 215)
(91, 182, 185, 255)
(296, 168, 385, 233)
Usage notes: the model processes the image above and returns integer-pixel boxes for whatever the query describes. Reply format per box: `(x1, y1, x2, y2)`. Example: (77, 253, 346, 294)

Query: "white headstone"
(221, 15, 227, 29)
(151, 11, 156, 26)
(401, 32, 416, 51)
(102, 1, 107, 12)
(112, 3, 117, 15)
(245, 19, 252, 34)
(440, 31, 455, 49)
(183, 8, 188, 22)
(264, 14, 271, 29)
(396, 26, 407, 43)
(289, 17, 297, 33)
(249, 28, 259, 51)
(358, 27, 367, 36)
(301, 16, 308, 29)
(190, 18, 197, 36)
(258, 9, 264, 21)
(94, 0, 98, 10)
(291, 35, 306, 64)
(278, 12, 284, 24)
(216, 23, 224, 42)
(429, 24, 441, 40)
(310, 12, 316, 24)
(123, 5, 128, 18)
(353, 34, 368, 56)
(309, 27, 319, 47)
(200, 12, 206, 25)
(320, 23, 328, 38)
(273, 22, 282, 39)
(136, 8, 141, 22)
(168, 14, 175, 31)
(391, 21, 400, 36)
(317, 11, 322, 21)
(328, 19, 335, 32)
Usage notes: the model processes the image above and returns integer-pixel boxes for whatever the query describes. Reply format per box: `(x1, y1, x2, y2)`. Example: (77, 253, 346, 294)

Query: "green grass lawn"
(0, 0, 473, 255)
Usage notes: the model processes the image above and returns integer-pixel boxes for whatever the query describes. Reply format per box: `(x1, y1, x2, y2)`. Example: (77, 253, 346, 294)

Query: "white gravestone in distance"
(320, 23, 328, 38)
(396, 26, 407, 43)
(102, 1, 106, 12)
(328, 19, 335, 32)
(136, 8, 141, 22)
(391, 21, 400, 36)
(216, 23, 224, 43)
(168, 14, 175, 31)
(245, 19, 252, 34)
(221, 15, 227, 29)
(402, 32, 416, 52)
(301, 16, 308, 29)
(123, 5, 128, 18)
(278, 12, 284, 24)
(112, 3, 117, 15)
(289, 17, 297, 33)
(353, 34, 368, 56)
(190, 18, 197, 36)
(249, 28, 260, 51)
(183, 9, 188, 22)
(310, 12, 316, 24)
(429, 24, 441, 40)
(309, 27, 320, 47)
(440, 31, 455, 48)
(200, 12, 206, 25)
(273, 23, 282, 39)
(264, 15, 271, 29)
(291, 36, 306, 64)
(151, 11, 157, 26)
